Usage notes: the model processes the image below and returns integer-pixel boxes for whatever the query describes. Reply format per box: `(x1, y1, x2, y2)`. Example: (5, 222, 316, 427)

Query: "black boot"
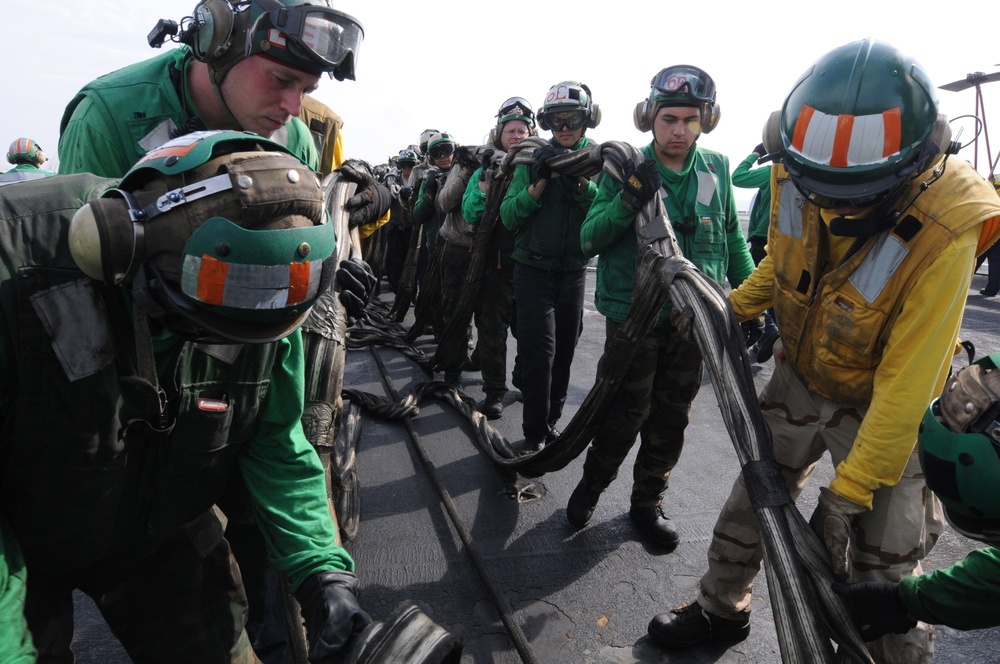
(629, 505, 680, 551)
(566, 480, 601, 529)
(648, 601, 750, 648)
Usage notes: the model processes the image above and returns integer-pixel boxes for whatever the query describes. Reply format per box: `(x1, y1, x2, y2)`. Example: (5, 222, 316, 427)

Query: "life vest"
(768, 159, 1000, 405)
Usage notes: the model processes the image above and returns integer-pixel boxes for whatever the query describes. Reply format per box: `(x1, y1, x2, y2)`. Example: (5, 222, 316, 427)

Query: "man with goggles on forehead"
(462, 97, 536, 418)
(572, 65, 753, 550)
(500, 81, 599, 451)
(58, 0, 365, 179)
(57, 3, 388, 660)
(648, 40, 1000, 663)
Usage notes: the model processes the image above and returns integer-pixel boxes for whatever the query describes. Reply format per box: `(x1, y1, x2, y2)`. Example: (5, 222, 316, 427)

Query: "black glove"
(740, 316, 765, 348)
(530, 146, 555, 184)
(456, 146, 478, 168)
(336, 258, 376, 318)
(336, 159, 391, 228)
(296, 570, 373, 661)
(346, 181, 391, 228)
(424, 170, 441, 197)
(832, 581, 917, 642)
(753, 142, 767, 158)
(480, 148, 496, 172)
(619, 159, 660, 210)
(398, 186, 413, 202)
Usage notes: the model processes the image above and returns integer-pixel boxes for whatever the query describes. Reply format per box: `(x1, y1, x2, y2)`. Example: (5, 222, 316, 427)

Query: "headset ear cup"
(928, 113, 956, 156)
(702, 102, 721, 134)
(537, 110, 549, 132)
(68, 197, 139, 284)
(189, 0, 235, 62)
(633, 100, 651, 132)
(589, 104, 601, 129)
(762, 110, 782, 154)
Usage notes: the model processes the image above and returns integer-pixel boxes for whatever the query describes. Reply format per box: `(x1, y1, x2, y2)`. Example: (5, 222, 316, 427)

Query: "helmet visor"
(650, 66, 716, 105)
(250, 3, 364, 80)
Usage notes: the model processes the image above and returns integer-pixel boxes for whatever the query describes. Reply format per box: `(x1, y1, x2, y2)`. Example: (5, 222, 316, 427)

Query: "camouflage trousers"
(25, 508, 259, 663)
(581, 318, 704, 506)
(697, 343, 943, 664)
(474, 263, 514, 397)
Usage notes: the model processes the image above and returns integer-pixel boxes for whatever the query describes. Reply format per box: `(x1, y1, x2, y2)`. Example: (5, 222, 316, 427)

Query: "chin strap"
(830, 155, 952, 267)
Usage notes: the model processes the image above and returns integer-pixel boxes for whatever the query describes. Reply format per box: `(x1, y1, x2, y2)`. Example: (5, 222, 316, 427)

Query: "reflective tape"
(181, 254, 323, 309)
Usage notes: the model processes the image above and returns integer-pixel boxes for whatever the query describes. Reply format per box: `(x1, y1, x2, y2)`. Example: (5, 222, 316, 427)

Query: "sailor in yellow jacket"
(648, 39, 1000, 664)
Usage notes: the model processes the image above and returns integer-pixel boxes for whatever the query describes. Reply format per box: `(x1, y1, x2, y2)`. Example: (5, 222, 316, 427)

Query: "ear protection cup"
(68, 193, 143, 285)
(701, 102, 720, 134)
(762, 110, 782, 155)
(588, 104, 601, 129)
(633, 100, 651, 132)
(185, 0, 237, 62)
(926, 113, 957, 157)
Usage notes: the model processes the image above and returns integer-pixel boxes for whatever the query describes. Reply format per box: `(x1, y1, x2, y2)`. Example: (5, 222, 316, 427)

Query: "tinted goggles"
(428, 142, 455, 159)
(649, 65, 716, 104)
(547, 111, 587, 131)
(250, 0, 364, 81)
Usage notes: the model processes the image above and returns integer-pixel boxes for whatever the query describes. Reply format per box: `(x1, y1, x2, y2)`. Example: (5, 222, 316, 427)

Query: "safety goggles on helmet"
(497, 97, 535, 125)
(428, 142, 455, 160)
(248, 0, 364, 81)
(649, 65, 716, 106)
(546, 110, 587, 131)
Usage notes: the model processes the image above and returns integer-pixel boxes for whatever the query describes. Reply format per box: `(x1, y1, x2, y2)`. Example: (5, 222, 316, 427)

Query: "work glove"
(740, 315, 765, 348)
(752, 142, 767, 158)
(831, 581, 917, 641)
(398, 185, 413, 202)
(424, 170, 442, 197)
(295, 570, 373, 662)
(809, 487, 867, 581)
(530, 146, 555, 184)
(752, 322, 779, 363)
(456, 145, 479, 168)
(620, 159, 660, 211)
(480, 148, 496, 172)
(336, 258, 376, 319)
(337, 159, 391, 228)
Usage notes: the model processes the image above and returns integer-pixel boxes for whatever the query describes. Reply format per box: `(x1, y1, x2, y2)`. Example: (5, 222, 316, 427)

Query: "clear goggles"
(649, 65, 716, 105)
(428, 142, 455, 159)
(249, 0, 364, 81)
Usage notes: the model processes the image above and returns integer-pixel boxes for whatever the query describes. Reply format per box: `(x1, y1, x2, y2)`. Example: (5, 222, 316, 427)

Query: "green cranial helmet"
(780, 38, 949, 208)
(181, 0, 364, 84)
(7, 138, 46, 166)
(426, 133, 456, 159)
(396, 148, 418, 168)
(537, 81, 600, 132)
(919, 351, 1000, 545)
(69, 130, 336, 344)
(637, 65, 721, 134)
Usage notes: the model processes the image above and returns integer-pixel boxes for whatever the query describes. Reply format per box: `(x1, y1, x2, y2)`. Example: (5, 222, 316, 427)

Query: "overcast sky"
(5, 1, 1000, 210)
